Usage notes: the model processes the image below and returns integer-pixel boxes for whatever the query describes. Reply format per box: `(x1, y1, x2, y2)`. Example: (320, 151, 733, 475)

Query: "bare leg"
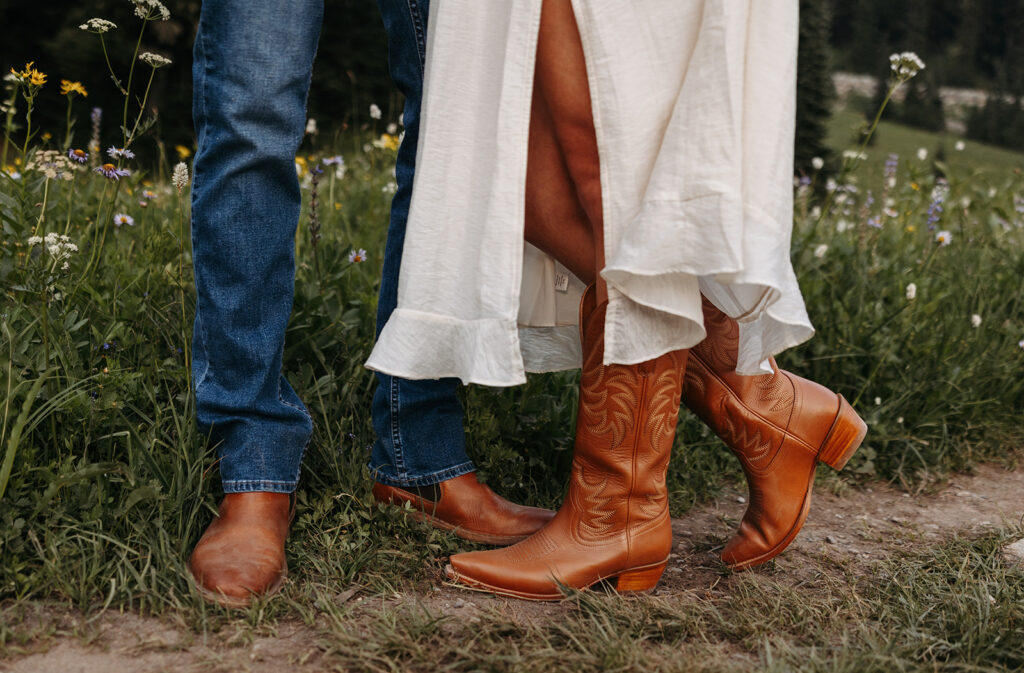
(527, 0, 606, 302)
(525, 79, 596, 285)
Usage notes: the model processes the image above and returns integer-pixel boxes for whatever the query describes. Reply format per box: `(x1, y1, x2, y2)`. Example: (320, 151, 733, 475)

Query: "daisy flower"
(348, 248, 368, 263)
(113, 213, 135, 227)
(96, 163, 131, 180)
(67, 148, 88, 164)
(107, 146, 135, 160)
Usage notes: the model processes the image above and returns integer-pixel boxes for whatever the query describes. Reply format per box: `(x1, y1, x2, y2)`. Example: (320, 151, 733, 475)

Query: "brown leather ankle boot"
(682, 298, 867, 570)
(372, 472, 554, 545)
(188, 492, 292, 607)
(444, 286, 687, 600)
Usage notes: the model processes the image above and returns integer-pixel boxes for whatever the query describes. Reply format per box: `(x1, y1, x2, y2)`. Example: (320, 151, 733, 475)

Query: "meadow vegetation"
(1, 8, 1023, 671)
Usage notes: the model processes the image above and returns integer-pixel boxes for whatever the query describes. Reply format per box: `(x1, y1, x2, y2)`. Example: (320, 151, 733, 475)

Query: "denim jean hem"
(221, 479, 298, 494)
(368, 460, 476, 488)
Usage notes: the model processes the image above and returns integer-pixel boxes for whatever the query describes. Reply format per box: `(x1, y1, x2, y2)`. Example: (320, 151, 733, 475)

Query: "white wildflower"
(955, 140, 966, 151)
(139, 52, 172, 68)
(811, 157, 824, 170)
(79, 18, 117, 33)
(889, 52, 925, 80)
(348, 248, 367, 263)
(27, 235, 43, 245)
(836, 218, 850, 233)
(305, 118, 317, 135)
(874, 397, 882, 406)
(131, 0, 170, 21)
(387, 123, 398, 135)
(172, 162, 189, 193)
(971, 314, 982, 328)
(916, 148, 929, 161)
(897, 417, 904, 424)
(935, 230, 952, 246)
(813, 244, 828, 259)
(810, 206, 822, 219)
(369, 103, 382, 120)
(905, 282, 917, 301)
(843, 150, 866, 162)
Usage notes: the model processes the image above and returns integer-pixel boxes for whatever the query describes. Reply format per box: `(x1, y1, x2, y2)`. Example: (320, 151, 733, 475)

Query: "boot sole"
(725, 395, 867, 571)
(443, 558, 669, 601)
(189, 566, 288, 609)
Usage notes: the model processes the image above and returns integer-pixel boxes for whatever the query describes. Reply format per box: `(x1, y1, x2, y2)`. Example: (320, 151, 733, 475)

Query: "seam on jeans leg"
(406, 0, 427, 78)
(388, 376, 408, 478)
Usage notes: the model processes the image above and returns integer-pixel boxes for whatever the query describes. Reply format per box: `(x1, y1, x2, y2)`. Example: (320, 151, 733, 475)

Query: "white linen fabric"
(366, 0, 815, 386)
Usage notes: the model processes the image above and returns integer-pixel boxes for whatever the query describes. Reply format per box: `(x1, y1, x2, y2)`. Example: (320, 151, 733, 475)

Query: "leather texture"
(682, 297, 867, 569)
(445, 286, 687, 600)
(188, 492, 292, 607)
(373, 473, 554, 545)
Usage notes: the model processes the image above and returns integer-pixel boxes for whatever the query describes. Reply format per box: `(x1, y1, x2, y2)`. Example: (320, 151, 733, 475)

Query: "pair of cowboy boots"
(445, 288, 866, 599)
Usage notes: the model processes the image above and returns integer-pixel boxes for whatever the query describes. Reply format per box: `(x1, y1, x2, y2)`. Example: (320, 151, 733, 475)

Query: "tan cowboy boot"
(682, 298, 867, 570)
(444, 286, 687, 600)
(188, 492, 291, 608)
(373, 473, 554, 545)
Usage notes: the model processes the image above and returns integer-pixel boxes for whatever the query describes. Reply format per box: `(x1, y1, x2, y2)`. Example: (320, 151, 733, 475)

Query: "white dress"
(366, 0, 814, 386)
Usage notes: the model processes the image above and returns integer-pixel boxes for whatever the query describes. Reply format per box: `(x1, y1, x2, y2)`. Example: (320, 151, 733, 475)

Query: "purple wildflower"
(867, 216, 882, 229)
(107, 146, 135, 160)
(95, 163, 131, 180)
(67, 148, 88, 164)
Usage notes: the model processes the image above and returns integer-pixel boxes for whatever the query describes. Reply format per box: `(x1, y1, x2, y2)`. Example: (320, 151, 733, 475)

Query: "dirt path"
(3, 464, 1023, 673)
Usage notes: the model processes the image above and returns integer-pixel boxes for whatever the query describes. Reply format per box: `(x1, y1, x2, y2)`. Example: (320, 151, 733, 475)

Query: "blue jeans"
(191, 0, 473, 493)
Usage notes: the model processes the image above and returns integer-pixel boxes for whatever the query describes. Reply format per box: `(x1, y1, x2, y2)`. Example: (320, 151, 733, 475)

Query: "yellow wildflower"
(60, 80, 88, 97)
(905, 225, 916, 232)
(910, 182, 920, 191)
(174, 144, 191, 160)
(42, 132, 52, 142)
(11, 62, 47, 87)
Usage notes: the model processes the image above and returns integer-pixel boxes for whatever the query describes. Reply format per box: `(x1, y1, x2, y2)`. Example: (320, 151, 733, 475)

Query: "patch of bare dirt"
(3, 464, 1023, 673)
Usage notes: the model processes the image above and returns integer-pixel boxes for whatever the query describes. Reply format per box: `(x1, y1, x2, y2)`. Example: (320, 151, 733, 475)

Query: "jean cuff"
(221, 479, 298, 494)
(368, 460, 476, 488)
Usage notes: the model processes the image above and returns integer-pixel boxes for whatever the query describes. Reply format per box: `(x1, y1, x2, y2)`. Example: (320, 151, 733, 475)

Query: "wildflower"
(172, 162, 189, 193)
(79, 18, 117, 33)
(67, 148, 88, 164)
(369, 103, 382, 120)
(955, 140, 966, 152)
(926, 192, 944, 230)
(113, 213, 135, 227)
(10, 62, 46, 87)
(131, 0, 171, 21)
(41, 232, 78, 264)
(60, 80, 87, 97)
(139, 52, 172, 68)
(884, 207, 898, 218)
(971, 314, 982, 328)
(305, 118, 318, 135)
(1019, 339, 1024, 350)
(934, 230, 952, 246)
(867, 216, 882, 229)
(916, 148, 928, 161)
(348, 248, 368, 263)
(905, 283, 917, 301)
(27, 235, 43, 245)
(843, 150, 866, 162)
(26, 151, 76, 180)
(813, 244, 828, 258)
(322, 155, 344, 166)
(172, 145, 191, 160)
(372, 134, 400, 152)
(897, 417, 904, 424)
(889, 51, 925, 81)
(874, 397, 882, 406)
(387, 122, 398, 135)
(826, 178, 837, 192)
(107, 146, 135, 160)
(96, 163, 131, 180)
(142, 189, 156, 200)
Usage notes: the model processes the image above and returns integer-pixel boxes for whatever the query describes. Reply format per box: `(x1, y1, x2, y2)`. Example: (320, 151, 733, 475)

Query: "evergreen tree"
(795, 0, 835, 174)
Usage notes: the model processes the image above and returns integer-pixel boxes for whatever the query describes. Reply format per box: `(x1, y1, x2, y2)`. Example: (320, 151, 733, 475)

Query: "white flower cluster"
(79, 18, 117, 33)
(890, 52, 925, 80)
(369, 103, 382, 120)
(172, 162, 189, 193)
(28, 233, 78, 270)
(26, 151, 76, 181)
(131, 0, 170, 21)
(139, 52, 172, 68)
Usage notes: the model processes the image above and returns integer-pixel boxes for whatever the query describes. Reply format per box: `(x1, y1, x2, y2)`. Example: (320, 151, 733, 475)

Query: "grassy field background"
(2, 35, 1024, 671)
